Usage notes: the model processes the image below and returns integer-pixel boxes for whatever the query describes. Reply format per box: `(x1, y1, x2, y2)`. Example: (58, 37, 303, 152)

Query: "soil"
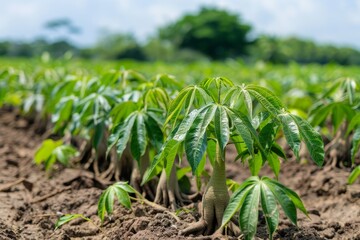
(0, 108, 360, 240)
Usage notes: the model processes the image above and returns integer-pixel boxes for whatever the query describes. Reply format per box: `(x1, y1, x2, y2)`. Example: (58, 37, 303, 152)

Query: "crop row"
(0, 62, 359, 239)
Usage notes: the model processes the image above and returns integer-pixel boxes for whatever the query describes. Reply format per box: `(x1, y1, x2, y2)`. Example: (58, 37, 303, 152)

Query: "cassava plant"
(309, 77, 359, 168)
(144, 77, 324, 238)
(34, 139, 78, 171)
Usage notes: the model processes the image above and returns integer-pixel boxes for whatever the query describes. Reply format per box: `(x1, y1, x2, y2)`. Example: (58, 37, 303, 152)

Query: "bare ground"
(0, 108, 359, 240)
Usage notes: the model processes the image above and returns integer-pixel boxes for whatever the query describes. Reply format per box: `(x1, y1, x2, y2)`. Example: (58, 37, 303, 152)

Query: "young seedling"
(34, 139, 78, 171)
(55, 214, 94, 230)
(97, 181, 180, 223)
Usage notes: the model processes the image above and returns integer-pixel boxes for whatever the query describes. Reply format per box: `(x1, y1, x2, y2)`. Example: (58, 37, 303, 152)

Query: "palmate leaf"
(185, 104, 217, 172)
(290, 114, 324, 166)
(221, 177, 258, 227)
(97, 182, 135, 223)
(222, 176, 308, 240)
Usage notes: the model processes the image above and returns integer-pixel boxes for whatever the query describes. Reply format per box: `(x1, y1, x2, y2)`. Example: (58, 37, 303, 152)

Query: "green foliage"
(90, 32, 146, 60)
(222, 176, 308, 240)
(34, 139, 78, 171)
(97, 182, 136, 223)
(251, 35, 360, 65)
(348, 166, 360, 184)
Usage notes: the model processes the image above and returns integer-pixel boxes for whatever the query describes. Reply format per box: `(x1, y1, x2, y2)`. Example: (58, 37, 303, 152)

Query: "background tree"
(158, 7, 253, 60)
(86, 32, 146, 60)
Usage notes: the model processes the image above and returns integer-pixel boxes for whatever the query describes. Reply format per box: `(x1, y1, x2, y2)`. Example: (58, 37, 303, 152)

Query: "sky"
(1, 0, 360, 49)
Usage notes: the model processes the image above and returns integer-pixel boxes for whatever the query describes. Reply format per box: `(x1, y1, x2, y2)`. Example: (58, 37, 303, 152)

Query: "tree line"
(1, 7, 360, 65)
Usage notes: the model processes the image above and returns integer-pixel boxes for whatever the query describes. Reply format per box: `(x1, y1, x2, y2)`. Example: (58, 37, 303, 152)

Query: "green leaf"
(55, 214, 90, 230)
(346, 113, 360, 136)
(260, 183, 279, 240)
(265, 180, 298, 225)
(185, 104, 216, 172)
(145, 113, 164, 151)
(271, 143, 287, 160)
(227, 109, 255, 155)
(243, 89, 253, 119)
(279, 113, 301, 159)
(53, 145, 78, 166)
(110, 101, 138, 124)
(166, 87, 192, 125)
(240, 184, 261, 240)
(173, 109, 199, 141)
(351, 127, 360, 165)
(259, 121, 276, 151)
(267, 152, 281, 179)
(105, 187, 115, 215)
(97, 182, 134, 223)
(114, 186, 131, 209)
(98, 189, 108, 222)
(265, 178, 308, 217)
(249, 153, 262, 176)
(309, 103, 333, 127)
(107, 113, 136, 157)
(142, 139, 179, 184)
(130, 113, 147, 161)
(348, 166, 360, 184)
(221, 177, 257, 227)
(291, 115, 324, 166)
(214, 106, 229, 157)
(34, 139, 63, 165)
(93, 121, 105, 150)
(246, 85, 283, 116)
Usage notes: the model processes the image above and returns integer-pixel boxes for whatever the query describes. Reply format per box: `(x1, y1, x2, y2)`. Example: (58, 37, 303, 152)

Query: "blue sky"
(1, 0, 360, 48)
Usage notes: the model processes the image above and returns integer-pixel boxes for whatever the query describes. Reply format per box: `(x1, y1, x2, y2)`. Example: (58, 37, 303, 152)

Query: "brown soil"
(0, 108, 359, 240)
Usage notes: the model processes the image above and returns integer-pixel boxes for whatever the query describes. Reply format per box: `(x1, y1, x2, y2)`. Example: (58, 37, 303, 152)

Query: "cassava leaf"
(348, 166, 360, 184)
(214, 106, 229, 158)
(130, 113, 147, 161)
(291, 115, 324, 166)
(240, 184, 261, 240)
(351, 127, 360, 165)
(279, 113, 301, 159)
(97, 182, 134, 223)
(260, 183, 279, 240)
(185, 104, 216, 172)
(221, 176, 258, 227)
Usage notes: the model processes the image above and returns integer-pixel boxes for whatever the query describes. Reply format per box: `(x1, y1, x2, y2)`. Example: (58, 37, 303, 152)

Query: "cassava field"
(0, 58, 360, 240)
